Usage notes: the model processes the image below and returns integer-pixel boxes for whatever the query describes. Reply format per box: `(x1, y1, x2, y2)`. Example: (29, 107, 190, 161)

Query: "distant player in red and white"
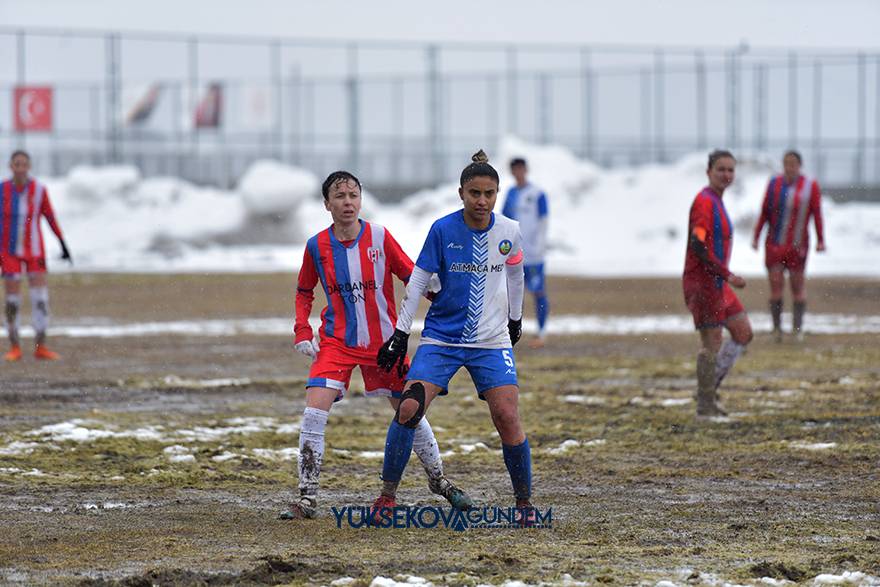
(1, 150, 72, 361)
(683, 150, 753, 418)
(282, 170, 472, 520)
(752, 150, 825, 342)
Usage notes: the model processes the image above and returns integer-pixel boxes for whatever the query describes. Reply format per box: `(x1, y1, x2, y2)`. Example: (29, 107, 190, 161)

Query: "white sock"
(29, 287, 50, 338)
(297, 407, 329, 497)
(715, 339, 745, 390)
(413, 417, 444, 481)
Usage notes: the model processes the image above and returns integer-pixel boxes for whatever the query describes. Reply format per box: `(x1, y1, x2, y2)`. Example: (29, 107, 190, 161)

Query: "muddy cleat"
(772, 328, 783, 344)
(279, 496, 317, 520)
(429, 476, 475, 511)
(34, 345, 60, 360)
(370, 495, 396, 526)
(696, 400, 728, 418)
(515, 499, 537, 527)
(4, 345, 22, 362)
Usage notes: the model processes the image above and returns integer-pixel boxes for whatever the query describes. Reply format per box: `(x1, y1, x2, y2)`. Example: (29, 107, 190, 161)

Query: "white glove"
(295, 337, 320, 359)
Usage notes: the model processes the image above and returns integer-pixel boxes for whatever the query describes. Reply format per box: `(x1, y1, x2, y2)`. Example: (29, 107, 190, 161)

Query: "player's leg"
(714, 288, 752, 392)
(685, 284, 726, 417)
(3, 270, 23, 361)
(789, 269, 807, 341)
(28, 266, 57, 359)
(767, 265, 785, 342)
(281, 340, 351, 520)
(366, 354, 473, 510)
(525, 264, 549, 348)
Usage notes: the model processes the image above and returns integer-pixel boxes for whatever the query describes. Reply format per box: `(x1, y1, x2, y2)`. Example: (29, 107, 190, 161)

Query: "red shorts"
(684, 281, 745, 330)
(306, 336, 409, 401)
(765, 244, 807, 272)
(1, 255, 47, 278)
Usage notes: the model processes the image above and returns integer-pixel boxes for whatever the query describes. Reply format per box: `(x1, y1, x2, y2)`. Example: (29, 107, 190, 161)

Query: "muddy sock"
(412, 417, 443, 481)
(715, 339, 745, 390)
(769, 299, 782, 331)
(502, 438, 532, 501)
(297, 407, 328, 498)
(696, 349, 718, 411)
(793, 300, 806, 333)
(381, 419, 415, 493)
(5, 294, 21, 347)
(30, 287, 49, 346)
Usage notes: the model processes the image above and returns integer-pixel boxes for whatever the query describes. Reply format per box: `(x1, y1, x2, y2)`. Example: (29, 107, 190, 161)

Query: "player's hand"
(377, 329, 409, 377)
(750, 239, 759, 251)
(728, 274, 746, 289)
(295, 338, 320, 359)
(59, 240, 73, 265)
(508, 318, 522, 347)
(816, 242, 826, 252)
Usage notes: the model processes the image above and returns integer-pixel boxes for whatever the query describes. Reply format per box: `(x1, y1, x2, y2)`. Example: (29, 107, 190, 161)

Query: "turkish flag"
(14, 86, 53, 132)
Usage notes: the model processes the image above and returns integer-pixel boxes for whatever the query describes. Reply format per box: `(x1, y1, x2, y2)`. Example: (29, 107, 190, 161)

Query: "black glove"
(377, 329, 409, 378)
(508, 318, 522, 347)
(59, 240, 73, 265)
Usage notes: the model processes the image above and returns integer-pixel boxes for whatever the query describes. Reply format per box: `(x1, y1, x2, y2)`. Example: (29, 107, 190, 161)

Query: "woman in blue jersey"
(374, 150, 533, 521)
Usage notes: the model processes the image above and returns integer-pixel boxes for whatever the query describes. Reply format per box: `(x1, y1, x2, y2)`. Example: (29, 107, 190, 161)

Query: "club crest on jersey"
(367, 247, 381, 263)
(498, 239, 512, 255)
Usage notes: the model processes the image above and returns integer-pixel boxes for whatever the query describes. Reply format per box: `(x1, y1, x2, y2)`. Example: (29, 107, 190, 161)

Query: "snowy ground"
(37, 137, 880, 276)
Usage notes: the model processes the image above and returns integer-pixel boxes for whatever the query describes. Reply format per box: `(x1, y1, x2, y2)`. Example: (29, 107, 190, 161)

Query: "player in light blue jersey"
(502, 157, 550, 347)
(372, 150, 535, 524)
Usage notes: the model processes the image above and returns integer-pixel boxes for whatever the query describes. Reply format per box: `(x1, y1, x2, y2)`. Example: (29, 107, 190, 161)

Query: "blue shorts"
(406, 344, 518, 400)
(524, 263, 545, 293)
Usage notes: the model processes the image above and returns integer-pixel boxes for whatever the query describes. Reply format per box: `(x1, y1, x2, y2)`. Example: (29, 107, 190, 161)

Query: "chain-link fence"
(1, 27, 878, 195)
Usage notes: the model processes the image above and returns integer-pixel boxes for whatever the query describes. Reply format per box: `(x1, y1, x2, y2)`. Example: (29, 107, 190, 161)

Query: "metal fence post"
(640, 67, 651, 162)
(16, 29, 26, 150)
(188, 36, 199, 178)
(696, 50, 707, 151)
(105, 32, 121, 164)
(507, 46, 518, 136)
(727, 49, 739, 153)
(427, 45, 443, 184)
(580, 47, 594, 160)
(754, 63, 766, 152)
(788, 51, 797, 149)
(856, 52, 866, 184)
(812, 60, 823, 179)
(654, 49, 664, 162)
(273, 39, 283, 162)
(538, 73, 551, 144)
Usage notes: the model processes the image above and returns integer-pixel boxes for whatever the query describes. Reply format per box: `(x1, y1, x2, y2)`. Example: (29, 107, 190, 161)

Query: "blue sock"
(502, 438, 532, 500)
(535, 294, 549, 334)
(382, 419, 416, 483)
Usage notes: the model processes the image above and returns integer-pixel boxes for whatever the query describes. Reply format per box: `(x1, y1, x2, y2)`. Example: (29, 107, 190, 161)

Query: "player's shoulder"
(430, 210, 464, 231)
(492, 212, 521, 235)
(305, 226, 331, 249)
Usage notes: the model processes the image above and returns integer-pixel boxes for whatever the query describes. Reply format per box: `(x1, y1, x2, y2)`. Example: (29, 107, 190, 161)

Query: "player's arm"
(752, 184, 771, 249)
(536, 192, 549, 255)
(505, 246, 525, 346)
(40, 190, 72, 262)
(811, 181, 826, 252)
(293, 248, 319, 346)
(501, 187, 516, 220)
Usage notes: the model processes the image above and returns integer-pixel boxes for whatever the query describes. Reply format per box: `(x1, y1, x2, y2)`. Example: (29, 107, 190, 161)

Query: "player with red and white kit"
(282, 170, 472, 520)
(683, 150, 753, 418)
(752, 150, 825, 342)
(1, 150, 72, 361)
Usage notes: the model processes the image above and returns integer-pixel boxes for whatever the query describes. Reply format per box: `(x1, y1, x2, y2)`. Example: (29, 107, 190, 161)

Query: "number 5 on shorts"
(502, 350, 514, 367)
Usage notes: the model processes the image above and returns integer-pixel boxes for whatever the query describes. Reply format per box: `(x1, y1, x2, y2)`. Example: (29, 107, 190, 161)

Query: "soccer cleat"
(34, 345, 60, 360)
(515, 498, 537, 527)
(4, 345, 22, 362)
(370, 494, 396, 526)
(279, 496, 317, 520)
(772, 328, 783, 343)
(429, 476, 475, 511)
(794, 331, 805, 343)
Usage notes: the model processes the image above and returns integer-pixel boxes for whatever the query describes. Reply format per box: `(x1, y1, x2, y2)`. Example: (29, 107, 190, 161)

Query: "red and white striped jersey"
(294, 220, 413, 350)
(0, 178, 64, 259)
(753, 174, 825, 251)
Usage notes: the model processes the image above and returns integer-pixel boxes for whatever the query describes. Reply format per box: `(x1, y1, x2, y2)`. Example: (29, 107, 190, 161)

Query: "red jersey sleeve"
(810, 180, 825, 245)
(384, 229, 414, 283)
(753, 181, 771, 243)
(40, 188, 64, 240)
(294, 247, 319, 344)
(690, 197, 731, 280)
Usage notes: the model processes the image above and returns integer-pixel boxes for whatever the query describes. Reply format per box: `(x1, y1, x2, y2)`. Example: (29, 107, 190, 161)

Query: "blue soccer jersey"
(501, 183, 548, 265)
(415, 210, 523, 348)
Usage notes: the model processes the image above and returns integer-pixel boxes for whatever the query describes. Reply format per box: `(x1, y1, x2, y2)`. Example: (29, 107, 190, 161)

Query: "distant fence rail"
(1, 27, 878, 193)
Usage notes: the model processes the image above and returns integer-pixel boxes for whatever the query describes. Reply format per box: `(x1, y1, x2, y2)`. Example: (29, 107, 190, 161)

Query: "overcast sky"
(1, 0, 878, 50)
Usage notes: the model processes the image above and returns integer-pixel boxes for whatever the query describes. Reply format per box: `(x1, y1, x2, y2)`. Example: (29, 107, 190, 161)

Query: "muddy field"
(0, 274, 878, 586)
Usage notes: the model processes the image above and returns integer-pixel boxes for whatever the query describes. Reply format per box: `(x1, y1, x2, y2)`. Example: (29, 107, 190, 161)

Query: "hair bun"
(471, 149, 489, 164)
